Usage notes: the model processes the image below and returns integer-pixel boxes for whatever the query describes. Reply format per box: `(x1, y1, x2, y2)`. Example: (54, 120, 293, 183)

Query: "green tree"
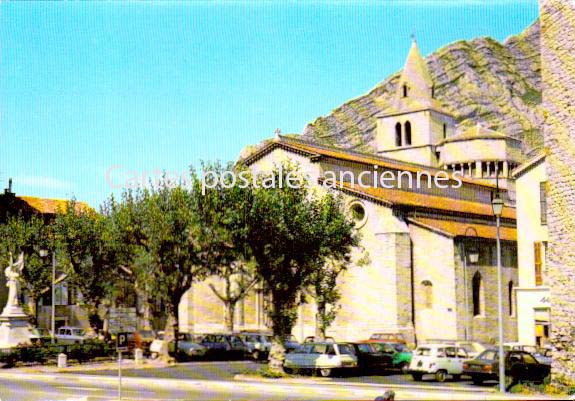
(54, 201, 119, 331)
(108, 173, 218, 361)
(245, 164, 358, 372)
(199, 163, 259, 333)
(0, 215, 53, 324)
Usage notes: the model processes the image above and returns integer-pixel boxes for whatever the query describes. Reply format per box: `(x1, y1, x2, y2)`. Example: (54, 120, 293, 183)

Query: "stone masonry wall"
(540, 0, 575, 385)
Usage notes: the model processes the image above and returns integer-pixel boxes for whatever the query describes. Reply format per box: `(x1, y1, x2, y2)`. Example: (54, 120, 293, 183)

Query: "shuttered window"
(534, 242, 543, 286)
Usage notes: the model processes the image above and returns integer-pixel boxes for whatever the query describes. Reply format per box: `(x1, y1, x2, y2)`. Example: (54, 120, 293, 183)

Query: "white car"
(425, 339, 486, 358)
(54, 326, 93, 344)
(284, 342, 358, 377)
(408, 344, 469, 382)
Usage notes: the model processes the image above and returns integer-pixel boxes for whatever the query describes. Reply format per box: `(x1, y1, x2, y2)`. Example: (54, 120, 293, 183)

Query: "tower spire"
(393, 39, 434, 108)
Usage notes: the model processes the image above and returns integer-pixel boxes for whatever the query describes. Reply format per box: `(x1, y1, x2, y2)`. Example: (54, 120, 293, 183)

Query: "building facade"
(513, 152, 550, 347)
(178, 41, 520, 345)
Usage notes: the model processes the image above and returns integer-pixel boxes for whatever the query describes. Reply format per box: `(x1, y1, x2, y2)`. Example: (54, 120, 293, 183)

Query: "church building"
(178, 40, 521, 345)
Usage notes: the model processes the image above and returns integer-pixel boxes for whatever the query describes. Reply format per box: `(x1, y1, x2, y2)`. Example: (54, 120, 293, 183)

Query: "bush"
(0, 340, 114, 367)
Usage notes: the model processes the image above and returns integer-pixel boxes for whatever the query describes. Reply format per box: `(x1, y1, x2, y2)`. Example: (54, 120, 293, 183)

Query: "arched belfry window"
(402, 84, 408, 98)
(421, 280, 433, 309)
(472, 272, 484, 316)
(395, 123, 402, 147)
(405, 121, 412, 146)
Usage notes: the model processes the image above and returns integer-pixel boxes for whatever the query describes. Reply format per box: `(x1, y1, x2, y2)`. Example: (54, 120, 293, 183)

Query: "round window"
(348, 201, 367, 228)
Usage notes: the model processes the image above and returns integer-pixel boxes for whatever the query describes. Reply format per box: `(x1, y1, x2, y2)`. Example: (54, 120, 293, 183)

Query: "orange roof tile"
(408, 217, 516, 241)
(334, 180, 516, 220)
(18, 196, 90, 215)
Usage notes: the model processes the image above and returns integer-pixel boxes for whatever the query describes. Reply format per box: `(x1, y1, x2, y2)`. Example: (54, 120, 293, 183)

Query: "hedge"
(0, 339, 115, 367)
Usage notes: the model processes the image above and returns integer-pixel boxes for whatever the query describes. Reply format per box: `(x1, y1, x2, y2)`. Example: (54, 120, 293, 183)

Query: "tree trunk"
(224, 300, 235, 334)
(267, 293, 296, 374)
(269, 334, 287, 373)
(160, 310, 177, 363)
(315, 303, 326, 341)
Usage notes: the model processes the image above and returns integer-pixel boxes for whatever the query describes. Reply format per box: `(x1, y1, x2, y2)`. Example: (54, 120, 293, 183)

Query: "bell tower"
(376, 39, 455, 167)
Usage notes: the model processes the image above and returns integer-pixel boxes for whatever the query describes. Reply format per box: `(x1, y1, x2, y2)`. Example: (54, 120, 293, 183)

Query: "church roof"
(407, 216, 516, 241)
(242, 135, 498, 190)
(438, 124, 519, 145)
(332, 180, 515, 220)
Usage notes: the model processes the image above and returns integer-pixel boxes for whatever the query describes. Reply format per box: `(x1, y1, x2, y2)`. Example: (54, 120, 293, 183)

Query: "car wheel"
(435, 370, 447, 382)
(319, 368, 332, 377)
(472, 376, 483, 385)
(252, 350, 260, 361)
(411, 373, 423, 381)
(398, 362, 409, 373)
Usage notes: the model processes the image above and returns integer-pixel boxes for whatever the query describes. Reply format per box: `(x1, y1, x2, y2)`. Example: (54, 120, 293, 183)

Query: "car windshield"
(415, 348, 432, 356)
(478, 350, 497, 361)
(338, 344, 355, 355)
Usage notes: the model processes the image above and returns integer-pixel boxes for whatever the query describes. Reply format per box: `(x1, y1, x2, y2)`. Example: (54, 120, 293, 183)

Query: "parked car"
(408, 344, 469, 382)
(367, 342, 412, 372)
(425, 339, 486, 358)
(28, 327, 51, 345)
(348, 342, 394, 374)
(504, 343, 551, 365)
(368, 333, 406, 344)
(463, 349, 551, 385)
(55, 326, 94, 344)
(149, 332, 207, 358)
(199, 334, 247, 359)
(284, 342, 358, 377)
(304, 336, 335, 343)
(282, 334, 301, 352)
(238, 333, 272, 360)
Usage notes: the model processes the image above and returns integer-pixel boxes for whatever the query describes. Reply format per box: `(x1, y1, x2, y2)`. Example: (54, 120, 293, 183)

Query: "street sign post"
(116, 331, 129, 401)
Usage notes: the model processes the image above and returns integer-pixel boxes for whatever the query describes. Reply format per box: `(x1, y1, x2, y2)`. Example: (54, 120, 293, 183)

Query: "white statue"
(4, 252, 24, 308)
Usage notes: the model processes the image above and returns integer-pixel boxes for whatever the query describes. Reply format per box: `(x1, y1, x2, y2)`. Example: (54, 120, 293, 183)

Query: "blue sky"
(1, 1, 538, 207)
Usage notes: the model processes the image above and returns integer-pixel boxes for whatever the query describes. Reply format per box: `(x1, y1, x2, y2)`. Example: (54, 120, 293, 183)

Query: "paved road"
(0, 372, 542, 401)
(83, 359, 498, 391)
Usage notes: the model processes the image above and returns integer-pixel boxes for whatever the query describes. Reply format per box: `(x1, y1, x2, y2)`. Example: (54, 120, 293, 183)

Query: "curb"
(233, 374, 497, 393)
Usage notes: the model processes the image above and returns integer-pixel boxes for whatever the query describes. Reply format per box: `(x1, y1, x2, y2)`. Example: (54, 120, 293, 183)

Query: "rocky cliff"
(302, 20, 542, 155)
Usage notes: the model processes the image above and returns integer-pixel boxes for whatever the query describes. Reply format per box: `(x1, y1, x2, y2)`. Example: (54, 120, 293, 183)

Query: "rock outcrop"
(302, 20, 542, 155)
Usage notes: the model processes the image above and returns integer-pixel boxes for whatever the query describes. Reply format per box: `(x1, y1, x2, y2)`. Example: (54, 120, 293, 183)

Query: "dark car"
(463, 349, 551, 385)
(349, 343, 394, 374)
(200, 334, 247, 359)
(282, 335, 301, 352)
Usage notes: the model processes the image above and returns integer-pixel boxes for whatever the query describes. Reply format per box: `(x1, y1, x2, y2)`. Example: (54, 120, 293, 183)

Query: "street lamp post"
(492, 188, 505, 392)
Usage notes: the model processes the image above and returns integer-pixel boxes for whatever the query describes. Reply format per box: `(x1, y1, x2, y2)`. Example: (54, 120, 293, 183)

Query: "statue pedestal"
(0, 306, 32, 348)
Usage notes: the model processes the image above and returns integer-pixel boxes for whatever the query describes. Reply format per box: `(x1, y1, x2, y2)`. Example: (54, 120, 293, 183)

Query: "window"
(405, 121, 412, 145)
(534, 242, 543, 286)
(431, 85, 435, 98)
(443, 123, 447, 139)
(472, 272, 484, 316)
(508, 281, 514, 316)
(421, 280, 433, 309)
(338, 344, 355, 355)
(416, 348, 432, 356)
(395, 122, 402, 146)
(522, 353, 538, 364)
(540, 181, 547, 225)
(402, 84, 408, 97)
(445, 347, 457, 358)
